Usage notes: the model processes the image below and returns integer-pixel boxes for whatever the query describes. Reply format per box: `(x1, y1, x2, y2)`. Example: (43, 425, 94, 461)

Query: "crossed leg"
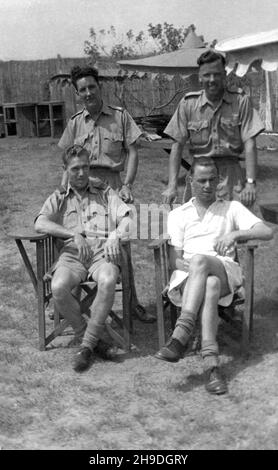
(172, 254, 230, 345)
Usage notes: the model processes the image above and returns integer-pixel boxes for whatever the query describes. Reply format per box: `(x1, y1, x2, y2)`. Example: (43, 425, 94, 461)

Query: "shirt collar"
(181, 196, 224, 210)
(83, 101, 112, 121)
(65, 180, 100, 196)
(200, 89, 232, 108)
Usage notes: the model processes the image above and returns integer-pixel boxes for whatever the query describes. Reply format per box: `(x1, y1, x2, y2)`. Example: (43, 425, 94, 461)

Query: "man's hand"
(214, 232, 237, 256)
(73, 233, 92, 264)
(104, 236, 121, 265)
(119, 185, 134, 203)
(240, 183, 256, 207)
(162, 187, 178, 205)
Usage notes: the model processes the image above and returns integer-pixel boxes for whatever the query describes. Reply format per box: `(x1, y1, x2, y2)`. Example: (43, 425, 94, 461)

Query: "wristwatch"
(123, 183, 132, 189)
(246, 178, 256, 185)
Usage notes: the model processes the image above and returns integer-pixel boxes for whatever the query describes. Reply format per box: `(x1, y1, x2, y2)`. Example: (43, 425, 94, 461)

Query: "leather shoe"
(205, 367, 228, 395)
(154, 338, 185, 363)
(132, 305, 156, 323)
(94, 339, 113, 360)
(73, 347, 94, 372)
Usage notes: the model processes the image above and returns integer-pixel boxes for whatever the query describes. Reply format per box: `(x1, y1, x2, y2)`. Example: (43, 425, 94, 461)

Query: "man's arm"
(162, 142, 184, 205)
(240, 137, 257, 206)
(119, 143, 138, 203)
(214, 221, 273, 256)
(35, 215, 92, 264)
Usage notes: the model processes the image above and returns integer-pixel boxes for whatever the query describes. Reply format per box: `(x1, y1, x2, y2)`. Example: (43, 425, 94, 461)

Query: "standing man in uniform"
(58, 65, 155, 323)
(162, 50, 265, 206)
(58, 65, 141, 201)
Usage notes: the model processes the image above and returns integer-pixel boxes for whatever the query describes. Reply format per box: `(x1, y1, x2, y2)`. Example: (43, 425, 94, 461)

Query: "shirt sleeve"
(34, 191, 61, 223)
(164, 99, 189, 144)
(239, 94, 265, 142)
(58, 119, 75, 150)
(122, 110, 142, 147)
(167, 208, 184, 248)
(107, 188, 131, 228)
(231, 201, 262, 230)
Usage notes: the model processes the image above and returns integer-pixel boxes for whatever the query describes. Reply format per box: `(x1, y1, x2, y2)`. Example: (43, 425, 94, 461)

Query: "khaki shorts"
(52, 249, 110, 282)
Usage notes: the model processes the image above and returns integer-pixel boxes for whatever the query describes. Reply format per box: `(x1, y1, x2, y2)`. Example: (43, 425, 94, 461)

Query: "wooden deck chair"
(11, 230, 135, 351)
(148, 235, 258, 355)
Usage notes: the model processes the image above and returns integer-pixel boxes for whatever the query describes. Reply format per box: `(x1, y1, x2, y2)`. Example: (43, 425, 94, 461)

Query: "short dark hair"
(190, 157, 219, 176)
(197, 49, 226, 68)
(63, 144, 89, 167)
(71, 65, 99, 90)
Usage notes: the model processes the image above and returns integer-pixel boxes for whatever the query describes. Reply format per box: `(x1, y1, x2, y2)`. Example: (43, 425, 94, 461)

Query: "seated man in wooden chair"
(155, 158, 273, 395)
(35, 144, 133, 373)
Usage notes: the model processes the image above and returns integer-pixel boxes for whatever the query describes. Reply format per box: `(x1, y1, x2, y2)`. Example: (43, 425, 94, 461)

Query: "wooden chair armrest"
(8, 229, 50, 242)
(148, 234, 170, 250)
(237, 240, 258, 249)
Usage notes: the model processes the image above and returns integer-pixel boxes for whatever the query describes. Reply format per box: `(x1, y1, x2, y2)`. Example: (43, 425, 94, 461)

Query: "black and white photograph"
(1, 0, 278, 454)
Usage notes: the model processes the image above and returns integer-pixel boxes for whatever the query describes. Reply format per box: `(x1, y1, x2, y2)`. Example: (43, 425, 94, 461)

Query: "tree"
(147, 23, 196, 52)
(84, 26, 148, 64)
(84, 24, 217, 63)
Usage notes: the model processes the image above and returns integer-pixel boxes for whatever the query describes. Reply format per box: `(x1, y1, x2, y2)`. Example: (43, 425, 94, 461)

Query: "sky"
(1, 0, 278, 60)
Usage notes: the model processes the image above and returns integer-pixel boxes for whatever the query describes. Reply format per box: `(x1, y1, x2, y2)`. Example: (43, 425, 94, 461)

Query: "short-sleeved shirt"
(167, 198, 262, 306)
(36, 179, 131, 256)
(58, 103, 142, 172)
(168, 197, 261, 261)
(164, 89, 264, 158)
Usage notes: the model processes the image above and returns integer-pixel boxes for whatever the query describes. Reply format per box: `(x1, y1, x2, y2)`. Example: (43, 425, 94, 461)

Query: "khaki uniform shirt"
(36, 179, 130, 255)
(58, 103, 142, 173)
(164, 89, 264, 158)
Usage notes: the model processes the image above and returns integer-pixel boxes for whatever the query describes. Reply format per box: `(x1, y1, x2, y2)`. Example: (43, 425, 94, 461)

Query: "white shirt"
(168, 198, 261, 262)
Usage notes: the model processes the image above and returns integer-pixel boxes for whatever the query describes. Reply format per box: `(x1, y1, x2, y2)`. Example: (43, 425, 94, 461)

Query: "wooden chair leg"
(120, 243, 132, 350)
(36, 239, 47, 351)
(241, 246, 255, 354)
(154, 248, 166, 349)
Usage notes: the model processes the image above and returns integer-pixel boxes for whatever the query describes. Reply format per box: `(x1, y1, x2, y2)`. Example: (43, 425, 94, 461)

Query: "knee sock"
(82, 321, 105, 352)
(201, 340, 219, 371)
(172, 312, 196, 346)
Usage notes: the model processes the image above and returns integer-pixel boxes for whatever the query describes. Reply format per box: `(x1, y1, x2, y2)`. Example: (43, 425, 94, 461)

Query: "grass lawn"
(1, 136, 278, 450)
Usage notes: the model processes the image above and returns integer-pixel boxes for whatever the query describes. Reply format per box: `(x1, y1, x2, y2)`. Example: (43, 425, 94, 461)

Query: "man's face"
(199, 60, 226, 101)
(190, 164, 218, 204)
(67, 154, 90, 190)
(76, 75, 102, 113)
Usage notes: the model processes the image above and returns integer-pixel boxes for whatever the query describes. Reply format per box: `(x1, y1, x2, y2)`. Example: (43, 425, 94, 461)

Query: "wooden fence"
(0, 56, 277, 130)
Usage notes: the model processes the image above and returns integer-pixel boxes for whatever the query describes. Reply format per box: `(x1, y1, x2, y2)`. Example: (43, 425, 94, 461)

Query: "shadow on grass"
(132, 296, 278, 393)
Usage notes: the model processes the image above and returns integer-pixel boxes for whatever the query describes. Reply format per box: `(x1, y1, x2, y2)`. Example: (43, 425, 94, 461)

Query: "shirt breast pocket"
(220, 117, 240, 142)
(63, 209, 79, 230)
(74, 133, 90, 146)
(102, 130, 123, 159)
(187, 120, 210, 145)
(87, 207, 109, 235)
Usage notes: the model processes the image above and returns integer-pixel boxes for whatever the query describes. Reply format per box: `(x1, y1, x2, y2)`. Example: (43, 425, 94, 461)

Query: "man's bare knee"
(97, 267, 119, 293)
(189, 254, 209, 273)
